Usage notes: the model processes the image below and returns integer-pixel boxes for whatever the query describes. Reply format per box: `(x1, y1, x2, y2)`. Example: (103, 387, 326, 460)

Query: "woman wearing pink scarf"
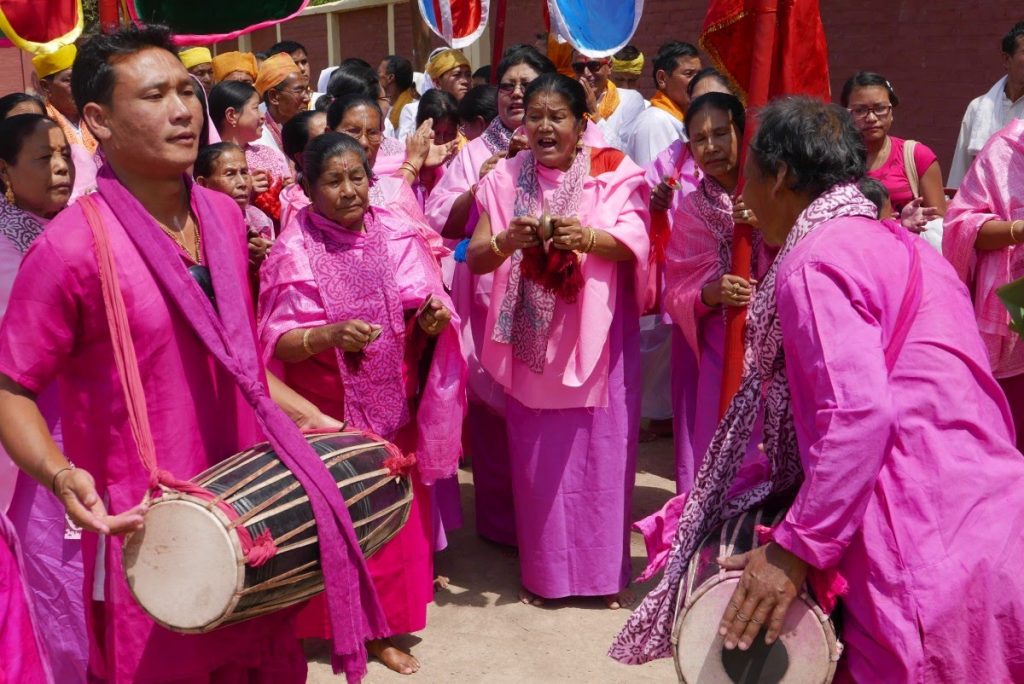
(467, 74, 650, 608)
(663, 93, 770, 491)
(614, 98, 1024, 683)
(944, 117, 1024, 448)
(425, 46, 556, 547)
(0, 113, 86, 683)
(258, 132, 466, 674)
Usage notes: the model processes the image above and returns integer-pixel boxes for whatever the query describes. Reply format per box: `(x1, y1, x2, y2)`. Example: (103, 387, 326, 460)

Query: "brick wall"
(0, 1, 1018, 173)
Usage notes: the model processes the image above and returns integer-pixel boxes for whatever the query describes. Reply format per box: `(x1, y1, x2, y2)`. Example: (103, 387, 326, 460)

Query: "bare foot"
(367, 638, 420, 675)
(519, 586, 545, 607)
(603, 589, 635, 610)
(434, 575, 450, 590)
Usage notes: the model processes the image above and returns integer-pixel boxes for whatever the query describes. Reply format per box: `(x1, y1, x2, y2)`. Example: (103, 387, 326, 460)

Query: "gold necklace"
(160, 214, 202, 264)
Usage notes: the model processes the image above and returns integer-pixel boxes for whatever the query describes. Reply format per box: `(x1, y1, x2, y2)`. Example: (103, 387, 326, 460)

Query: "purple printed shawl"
(0, 197, 45, 254)
(300, 207, 411, 440)
(492, 147, 589, 372)
(610, 183, 879, 665)
(481, 117, 514, 155)
(93, 166, 386, 683)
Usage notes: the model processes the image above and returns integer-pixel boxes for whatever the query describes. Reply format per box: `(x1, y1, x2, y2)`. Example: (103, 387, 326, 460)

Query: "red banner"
(0, 0, 83, 53)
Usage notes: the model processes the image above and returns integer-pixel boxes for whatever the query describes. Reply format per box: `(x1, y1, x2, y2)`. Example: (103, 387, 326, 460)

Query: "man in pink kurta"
(772, 214, 1024, 681)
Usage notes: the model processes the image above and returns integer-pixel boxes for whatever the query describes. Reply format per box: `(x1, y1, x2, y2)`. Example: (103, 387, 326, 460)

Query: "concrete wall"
(0, 1, 1018, 173)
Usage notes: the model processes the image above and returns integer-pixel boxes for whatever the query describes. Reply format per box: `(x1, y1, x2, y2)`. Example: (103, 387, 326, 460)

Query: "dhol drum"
(123, 430, 412, 633)
(672, 503, 842, 684)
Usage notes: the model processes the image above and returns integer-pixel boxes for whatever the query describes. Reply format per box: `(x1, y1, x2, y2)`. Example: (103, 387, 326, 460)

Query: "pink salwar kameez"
(944, 118, 1024, 447)
(258, 204, 466, 639)
(475, 147, 650, 599)
(1, 511, 51, 683)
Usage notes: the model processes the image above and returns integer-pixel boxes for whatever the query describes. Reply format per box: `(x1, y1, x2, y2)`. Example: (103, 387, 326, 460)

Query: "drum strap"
(79, 195, 276, 566)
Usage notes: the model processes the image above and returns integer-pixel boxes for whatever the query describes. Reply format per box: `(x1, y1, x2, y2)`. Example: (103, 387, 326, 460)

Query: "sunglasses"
(572, 60, 607, 75)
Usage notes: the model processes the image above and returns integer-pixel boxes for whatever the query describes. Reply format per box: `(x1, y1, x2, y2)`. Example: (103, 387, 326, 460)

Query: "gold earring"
(2, 179, 13, 205)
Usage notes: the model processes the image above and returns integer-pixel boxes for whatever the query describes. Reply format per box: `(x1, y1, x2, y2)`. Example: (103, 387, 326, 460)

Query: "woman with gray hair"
(613, 96, 1024, 682)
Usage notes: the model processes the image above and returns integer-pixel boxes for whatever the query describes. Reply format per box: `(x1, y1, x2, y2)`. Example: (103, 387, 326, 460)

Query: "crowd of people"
(1, 15, 1024, 684)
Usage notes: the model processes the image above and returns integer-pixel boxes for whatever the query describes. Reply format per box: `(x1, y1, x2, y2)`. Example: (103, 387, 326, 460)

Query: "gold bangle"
(584, 227, 597, 253)
(490, 232, 508, 258)
(401, 161, 420, 176)
(302, 327, 317, 356)
(1012, 220, 1024, 244)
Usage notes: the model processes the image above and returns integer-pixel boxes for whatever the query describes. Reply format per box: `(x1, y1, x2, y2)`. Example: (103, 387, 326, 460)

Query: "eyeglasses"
(497, 80, 532, 95)
(343, 128, 383, 143)
(572, 60, 607, 75)
(848, 104, 893, 119)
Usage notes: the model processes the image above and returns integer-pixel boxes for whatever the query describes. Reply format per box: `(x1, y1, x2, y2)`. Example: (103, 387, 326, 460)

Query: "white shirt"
(600, 88, 647, 152)
(397, 100, 421, 140)
(948, 75, 1024, 187)
(624, 105, 684, 167)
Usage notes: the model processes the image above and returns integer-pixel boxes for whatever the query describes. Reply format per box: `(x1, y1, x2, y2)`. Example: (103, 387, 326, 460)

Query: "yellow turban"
(426, 49, 470, 81)
(32, 44, 76, 80)
(212, 51, 259, 84)
(178, 47, 212, 70)
(254, 52, 301, 97)
(611, 53, 645, 77)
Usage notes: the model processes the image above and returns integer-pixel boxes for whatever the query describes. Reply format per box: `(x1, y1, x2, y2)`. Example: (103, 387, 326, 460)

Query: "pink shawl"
(944, 118, 1024, 378)
(475, 148, 650, 409)
(611, 184, 896, 665)
(664, 177, 767, 356)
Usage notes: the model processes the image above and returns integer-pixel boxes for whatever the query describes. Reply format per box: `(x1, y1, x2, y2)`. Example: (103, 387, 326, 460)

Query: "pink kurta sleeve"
(664, 193, 722, 356)
(770, 260, 896, 570)
(0, 235, 80, 393)
(423, 141, 481, 236)
(257, 224, 328, 364)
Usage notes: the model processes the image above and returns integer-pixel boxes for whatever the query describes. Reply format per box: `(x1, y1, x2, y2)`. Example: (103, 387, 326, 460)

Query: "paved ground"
(308, 436, 680, 683)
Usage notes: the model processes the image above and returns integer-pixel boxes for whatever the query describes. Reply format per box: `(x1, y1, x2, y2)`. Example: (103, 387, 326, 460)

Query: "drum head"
(675, 579, 834, 684)
(123, 499, 241, 632)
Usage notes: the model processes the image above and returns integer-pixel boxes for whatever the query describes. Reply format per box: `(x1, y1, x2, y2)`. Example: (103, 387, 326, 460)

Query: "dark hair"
(208, 80, 258, 129)
(193, 141, 243, 178)
(71, 23, 177, 113)
(523, 73, 587, 121)
(684, 92, 745, 137)
(472, 65, 491, 82)
(325, 63, 380, 101)
(416, 88, 458, 127)
(326, 93, 382, 131)
(613, 45, 641, 62)
(383, 55, 414, 92)
(268, 40, 307, 57)
(857, 177, 889, 217)
(496, 45, 556, 84)
(1003, 22, 1024, 55)
(840, 71, 899, 107)
(283, 110, 325, 163)
(303, 131, 372, 187)
(340, 57, 371, 70)
(0, 114, 59, 192)
(652, 41, 699, 88)
(255, 51, 268, 61)
(458, 85, 498, 124)
(749, 96, 866, 198)
(686, 67, 734, 98)
(0, 92, 46, 119)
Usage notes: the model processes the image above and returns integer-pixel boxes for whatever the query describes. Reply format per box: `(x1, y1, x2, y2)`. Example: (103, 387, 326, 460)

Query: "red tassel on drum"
(384, 451, 417, 477)
(519, 246, 584, 303)
(243, 529, 278, 568)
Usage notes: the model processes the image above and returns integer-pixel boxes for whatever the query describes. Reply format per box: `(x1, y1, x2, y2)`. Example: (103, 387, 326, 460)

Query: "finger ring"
(736, 611, 750, 622)
(742, 209, 752, 219)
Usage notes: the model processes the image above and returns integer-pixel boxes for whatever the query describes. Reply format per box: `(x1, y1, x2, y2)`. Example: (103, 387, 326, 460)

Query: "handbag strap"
(80, 195, 162, 491)
(902, 139, 920, 199)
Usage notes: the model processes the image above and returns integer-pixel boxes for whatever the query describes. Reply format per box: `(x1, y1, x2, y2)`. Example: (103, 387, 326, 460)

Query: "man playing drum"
(0, 24, 384, 684)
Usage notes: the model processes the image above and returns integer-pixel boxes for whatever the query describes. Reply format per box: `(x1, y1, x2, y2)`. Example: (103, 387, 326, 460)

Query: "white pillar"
(387, 3, 396, 55)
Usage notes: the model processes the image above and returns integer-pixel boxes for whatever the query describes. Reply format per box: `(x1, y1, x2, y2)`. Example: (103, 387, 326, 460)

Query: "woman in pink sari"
(258, 132, 466, 674)
(0, 114, 86, 683)
(467, 74, 650, 608)
(664, 93, 769, 490)
(944, 117, 1024, 448)
(614, 97, 1024, 683)
(425, 46, 556, 547)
